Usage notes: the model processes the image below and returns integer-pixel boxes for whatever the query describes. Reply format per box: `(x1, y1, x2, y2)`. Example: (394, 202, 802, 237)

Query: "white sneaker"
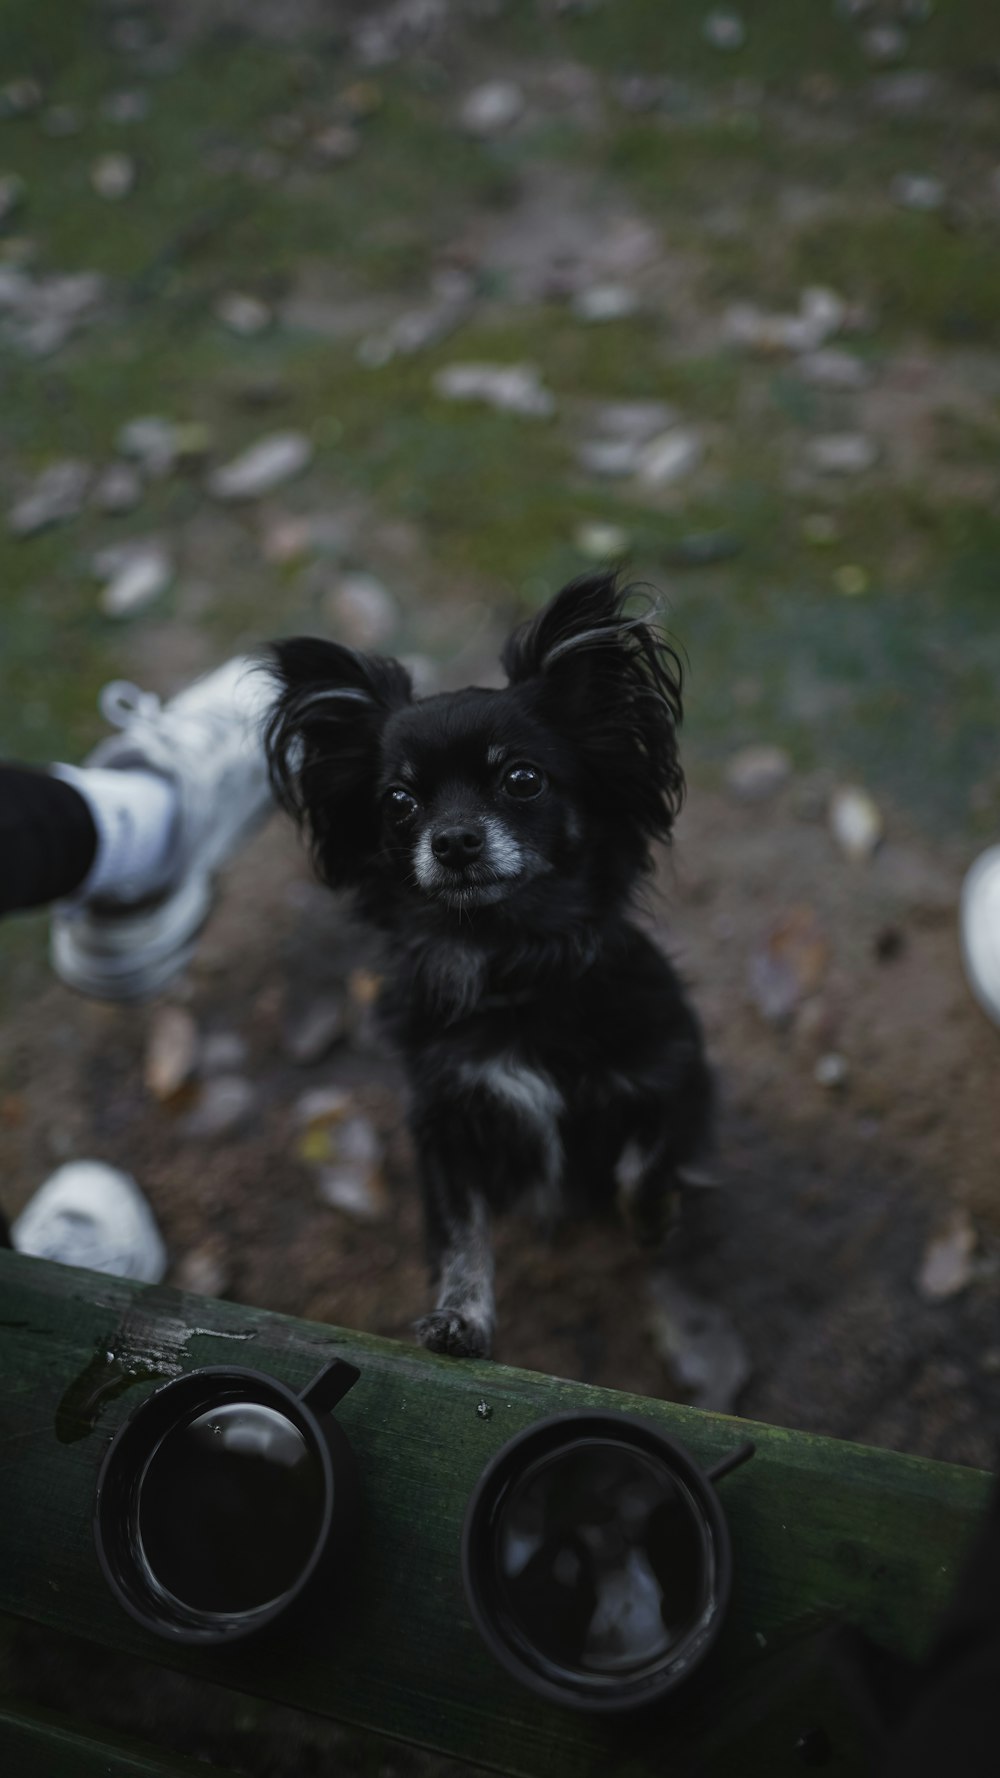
(51, 657, 276, 1000)
(960, 845, 1000, 1030)
(11, 1161, 167, 1282)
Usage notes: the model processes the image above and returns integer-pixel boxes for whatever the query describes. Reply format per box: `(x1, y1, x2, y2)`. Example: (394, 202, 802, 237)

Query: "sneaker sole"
(50, 871, 213, 1002)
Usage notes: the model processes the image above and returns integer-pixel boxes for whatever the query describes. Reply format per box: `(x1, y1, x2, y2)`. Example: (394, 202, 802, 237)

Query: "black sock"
(0, 764, 99, 914)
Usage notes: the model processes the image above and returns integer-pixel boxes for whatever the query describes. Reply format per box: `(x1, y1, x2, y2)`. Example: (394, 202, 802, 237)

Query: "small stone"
(284, 997, 347, 1065)
(92, 461, 143, 514)
(805, 433, 878, 476)
(311, 123, 361, 163)
(724, 287, 845, 355)
(9, 460, 90, 536)
(118, 415, 177, 478)
(433, 361, 555, 419)
(647, 1269, 751, 1412)
(91, 153, 135, 201)
(703, 11, 747, 52)
(797, 348, 871, 390)
(294, 1086, 353, 1130)
(97, 541, 173, 618)
(101, 90, 150, 124)
(459, 80, 524, 136)
(571, 283, 640, 323)
(318, 1159, 388, 1222)
(41, 105, 81, 139)
(326, 572, 397, 648)
(636, 428, 702, 487)
(596, 400, 678, 442)
(214, 292, 272, 336)
(869, 71, 943, 115)
(0, 78, 43, 119)
(814, 1052, 849, 1089)
(145, 1006, 199, 1102)
(574, 520, 629, 559)
(174, 1240, 230, 1299)
(199, 1031, 248, 1076)
(208, 432, 313, 501)
(0, 173, 25, 223)
(862, 24, 909, 65)
(832, 564, 869, 598)
(725, 743, 792, 803)
(890, 172, 945, 212)
(181, 1075, 255, 1140)
(917, 1211, 976, 1301)
(577, 438, 640, 478)
(829, 784, 884, 860)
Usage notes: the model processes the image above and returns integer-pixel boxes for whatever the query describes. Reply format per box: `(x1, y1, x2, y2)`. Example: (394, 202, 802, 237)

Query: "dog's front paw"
(415, 1310, 492, 1360)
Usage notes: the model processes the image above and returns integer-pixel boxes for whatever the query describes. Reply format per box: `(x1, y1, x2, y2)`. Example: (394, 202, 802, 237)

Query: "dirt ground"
(3, 0, 1000, 1771)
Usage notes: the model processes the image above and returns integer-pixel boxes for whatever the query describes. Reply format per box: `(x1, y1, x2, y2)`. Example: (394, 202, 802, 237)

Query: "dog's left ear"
(502, 570, 685, 842)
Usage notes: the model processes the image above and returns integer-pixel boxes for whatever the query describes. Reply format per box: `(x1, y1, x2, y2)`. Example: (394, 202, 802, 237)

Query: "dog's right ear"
(263, 638, 412, 887)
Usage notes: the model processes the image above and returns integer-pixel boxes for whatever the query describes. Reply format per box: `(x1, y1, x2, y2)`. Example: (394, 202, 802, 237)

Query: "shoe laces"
(99, 681, 163, 728)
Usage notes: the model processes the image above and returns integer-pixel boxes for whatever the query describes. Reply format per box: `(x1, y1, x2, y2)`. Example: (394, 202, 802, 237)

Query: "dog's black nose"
(431, 824, 483, 868)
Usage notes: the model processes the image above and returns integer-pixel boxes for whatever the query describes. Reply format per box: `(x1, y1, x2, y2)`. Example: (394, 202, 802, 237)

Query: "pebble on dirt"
(829, 784, 884, 861)
(725, 744, 792, 803)
(459, 80, 524, 136)
(0, 173, 25, 223)
(180, 1075, 256, 1140)
(703, 11, 747, 52)
(917, 1210, 977, 1301)
(9, 460, 90, 536)
(571, 283, 640, 323)
(214, 292, 272, 336)
(283, 997, 348, 1066)
(92, 461, 143, 515)
(433, 361, 555, 418)
(574, 520, 629, 559)
(90, 153, 136, 200)
(805, 433, 878, 476)
(208, 431, 313, 501)
(96, 540, 173, 618)
(636, 428, 703, 487)
(117, 415, 178, 479)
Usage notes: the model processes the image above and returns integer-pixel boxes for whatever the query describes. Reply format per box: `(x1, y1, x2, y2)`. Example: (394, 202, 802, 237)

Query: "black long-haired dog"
(265, 572, 712, 1358)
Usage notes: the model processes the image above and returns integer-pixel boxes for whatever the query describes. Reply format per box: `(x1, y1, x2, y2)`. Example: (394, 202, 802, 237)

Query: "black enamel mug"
(94, 1358, 360, 1646)
(461, 1411, 754, 1713)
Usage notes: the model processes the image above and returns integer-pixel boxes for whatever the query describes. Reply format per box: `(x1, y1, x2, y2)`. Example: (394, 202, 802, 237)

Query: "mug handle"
(706, 1439, 756, 1484)
(299, 1356, 361, 1413)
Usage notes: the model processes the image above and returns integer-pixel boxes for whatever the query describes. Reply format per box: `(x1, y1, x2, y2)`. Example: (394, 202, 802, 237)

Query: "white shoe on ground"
(10, 1161, 167, 1282)
(50, 657, 276, 1000)
(960, 845, 1000, 1030)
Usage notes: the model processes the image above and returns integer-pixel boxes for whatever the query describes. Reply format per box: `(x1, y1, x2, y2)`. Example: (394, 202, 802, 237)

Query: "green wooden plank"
(0, 1698, 239, 1777)
(0, 1251, 991, 1778)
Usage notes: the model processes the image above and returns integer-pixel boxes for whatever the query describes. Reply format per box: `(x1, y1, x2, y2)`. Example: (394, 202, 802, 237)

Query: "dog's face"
(375, 687, 582, 913)
(265, 572, 684, 931)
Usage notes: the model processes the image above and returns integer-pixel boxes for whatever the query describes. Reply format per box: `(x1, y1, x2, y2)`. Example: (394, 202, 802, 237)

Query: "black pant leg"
(0, 764, 98, 913)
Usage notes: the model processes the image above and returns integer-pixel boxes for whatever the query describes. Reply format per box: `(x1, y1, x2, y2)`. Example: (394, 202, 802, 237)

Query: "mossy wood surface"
(0, 1251, 992, 1777)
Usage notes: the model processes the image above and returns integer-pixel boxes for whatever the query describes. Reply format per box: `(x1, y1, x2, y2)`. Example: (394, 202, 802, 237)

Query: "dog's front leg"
(414, 1150, 495, 1359)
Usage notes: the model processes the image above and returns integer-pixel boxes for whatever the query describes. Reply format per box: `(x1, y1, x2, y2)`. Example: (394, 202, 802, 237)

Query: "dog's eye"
(502, 763, 545, 801)
(383, 786, 419, 827)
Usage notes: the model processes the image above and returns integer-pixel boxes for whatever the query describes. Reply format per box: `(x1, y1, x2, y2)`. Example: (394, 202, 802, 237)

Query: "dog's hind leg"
(415, 1161, 495, 1359)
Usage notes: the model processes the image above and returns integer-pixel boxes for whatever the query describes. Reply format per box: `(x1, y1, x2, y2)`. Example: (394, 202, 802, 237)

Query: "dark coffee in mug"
(137, 1401, 326, 1616)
